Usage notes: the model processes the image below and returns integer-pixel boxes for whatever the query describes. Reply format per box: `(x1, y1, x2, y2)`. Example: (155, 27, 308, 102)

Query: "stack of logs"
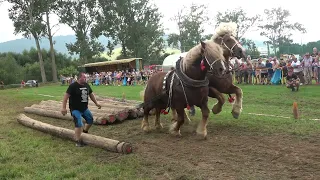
(24, 96, 144, 125)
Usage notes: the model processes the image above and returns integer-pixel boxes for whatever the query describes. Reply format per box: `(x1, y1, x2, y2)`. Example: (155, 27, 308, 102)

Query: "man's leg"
(308, 67, 313, 84)
(71, 110, 85, 147)
(189, 106, 195, 116)
(82, 109, 94, 133)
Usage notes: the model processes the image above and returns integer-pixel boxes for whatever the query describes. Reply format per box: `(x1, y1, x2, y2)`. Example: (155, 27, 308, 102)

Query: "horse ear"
(200, 41, 206, 49)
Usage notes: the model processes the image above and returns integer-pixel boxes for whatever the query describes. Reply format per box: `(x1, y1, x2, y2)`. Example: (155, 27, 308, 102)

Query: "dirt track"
(90, 119, 320, 180)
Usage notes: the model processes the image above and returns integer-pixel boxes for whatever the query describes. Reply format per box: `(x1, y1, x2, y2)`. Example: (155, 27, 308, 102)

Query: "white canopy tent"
(162, 52, 188, 72)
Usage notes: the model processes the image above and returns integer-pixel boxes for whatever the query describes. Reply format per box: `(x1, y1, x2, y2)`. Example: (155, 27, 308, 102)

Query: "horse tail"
(135, 84, 147, 109)
(140, 84, 147, 101)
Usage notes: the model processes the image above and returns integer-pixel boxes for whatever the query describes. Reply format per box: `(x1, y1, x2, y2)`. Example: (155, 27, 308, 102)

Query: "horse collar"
(175, 58, 209, 88)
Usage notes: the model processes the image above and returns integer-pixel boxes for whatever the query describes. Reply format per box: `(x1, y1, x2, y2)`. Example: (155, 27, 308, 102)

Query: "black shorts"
(261, 73, 267, 78)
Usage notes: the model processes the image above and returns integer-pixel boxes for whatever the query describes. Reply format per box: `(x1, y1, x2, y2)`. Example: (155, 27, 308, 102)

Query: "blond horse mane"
(211, 22, 238, 40)
(182, 40, 225, 71)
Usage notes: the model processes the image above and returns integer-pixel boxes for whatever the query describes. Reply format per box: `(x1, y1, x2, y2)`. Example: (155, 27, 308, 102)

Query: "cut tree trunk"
(38, 100, 131, 121)
(24, 107, 114, 125)
(17, 114, 132, 154)
(95, 96, 142, 105)
(32, 104, 125, 122)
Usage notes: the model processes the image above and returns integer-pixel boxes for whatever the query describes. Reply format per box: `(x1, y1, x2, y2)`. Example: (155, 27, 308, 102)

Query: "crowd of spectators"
(60, 69, 161, 86)
(232, 47, 320, 89)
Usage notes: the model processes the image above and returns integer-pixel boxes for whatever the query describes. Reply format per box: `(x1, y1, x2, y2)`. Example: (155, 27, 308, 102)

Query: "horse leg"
(169, 108, 184, 137)
(154, 108, 163, 130)
(229, 84, 243, 119)
(209, 87, 225, 114)
(196, 104, 210, 139)
(171, 108, 177, 122)
(141, 107, 152, 132)
(171, 108, 191, 125)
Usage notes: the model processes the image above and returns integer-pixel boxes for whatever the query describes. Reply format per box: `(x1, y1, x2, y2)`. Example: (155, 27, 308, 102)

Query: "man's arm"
(89, 93, 101, 109)
(61, 93, 70, 115)
(62, 93, 70, 109)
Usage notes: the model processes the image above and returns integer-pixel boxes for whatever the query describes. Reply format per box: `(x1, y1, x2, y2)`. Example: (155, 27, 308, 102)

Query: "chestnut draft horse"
(139, 41, 226, 138)
(171, 22, 246, 123)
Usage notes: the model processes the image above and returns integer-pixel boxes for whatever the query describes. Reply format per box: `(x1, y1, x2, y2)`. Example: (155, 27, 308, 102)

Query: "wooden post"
(293, 102, 299, 119)
(17, 114, 132, 154)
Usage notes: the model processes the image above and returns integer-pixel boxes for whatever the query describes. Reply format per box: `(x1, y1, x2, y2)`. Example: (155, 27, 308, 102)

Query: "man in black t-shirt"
(286, 73, 300, 92)
(61, 72, 101, 147)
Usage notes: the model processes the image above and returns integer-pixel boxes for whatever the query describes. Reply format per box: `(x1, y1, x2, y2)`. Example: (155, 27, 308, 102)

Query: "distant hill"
(0, 34, 265, 57)
(0, 35, 114, 57)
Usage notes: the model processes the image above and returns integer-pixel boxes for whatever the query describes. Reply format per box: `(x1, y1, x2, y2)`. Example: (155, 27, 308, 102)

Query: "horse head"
(182, 40, 226, 80)
(200, 40, 227, 76)
(212, 22, 246, 60)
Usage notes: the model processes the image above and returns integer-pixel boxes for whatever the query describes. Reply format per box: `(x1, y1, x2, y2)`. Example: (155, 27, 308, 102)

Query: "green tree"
(42, 0, 59, 82)
(96, 0, 165, 63)
(168, 3, 209, 52)
(7, 0, 47, 83)
(57, 0, 105, 63)
(0, 54, 23, 84)
(241, 39, 260, 58)
(58, 66, 78, 77)
(215, 7, 260, 40)
(259, 7, 306, 55)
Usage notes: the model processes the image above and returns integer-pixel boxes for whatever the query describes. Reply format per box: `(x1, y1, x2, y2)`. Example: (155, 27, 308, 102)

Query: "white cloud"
(0, 0, 318, 44)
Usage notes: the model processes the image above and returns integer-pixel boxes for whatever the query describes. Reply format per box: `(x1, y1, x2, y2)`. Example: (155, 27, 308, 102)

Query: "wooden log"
(16, 114, 132, 154)
(24, 107, 113, 125)
(30, 104, 120, 123)
(95, 96, 142, 105)
(38, 101, 130, 121)
(43, 98, 143, 119)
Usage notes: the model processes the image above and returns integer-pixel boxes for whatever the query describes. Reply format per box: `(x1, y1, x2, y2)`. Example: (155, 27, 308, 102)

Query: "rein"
(220, 37, 241, 57)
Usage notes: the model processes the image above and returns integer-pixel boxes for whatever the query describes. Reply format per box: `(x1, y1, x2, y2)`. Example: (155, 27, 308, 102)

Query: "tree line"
(0, 1, 309, 84)
(0, 48, 80, 85)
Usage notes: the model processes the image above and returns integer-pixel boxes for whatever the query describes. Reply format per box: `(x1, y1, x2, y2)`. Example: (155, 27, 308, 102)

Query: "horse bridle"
(203, 55, 226, 71)
(220, 36, 242, 57)
(218, 36, 243, 74)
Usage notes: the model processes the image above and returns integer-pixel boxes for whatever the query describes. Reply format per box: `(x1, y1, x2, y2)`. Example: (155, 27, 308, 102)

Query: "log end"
(108, 115, 116, 123)
(128, 110, 138, 119)
(101, 119, 107, 125)
(117, 142, 133, 154)
(17, 113, 27, 122)
(116, 111, 129, 122)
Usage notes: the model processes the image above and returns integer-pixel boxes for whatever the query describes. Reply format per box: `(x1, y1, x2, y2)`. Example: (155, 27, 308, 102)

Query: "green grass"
(0, 83, 319, 179)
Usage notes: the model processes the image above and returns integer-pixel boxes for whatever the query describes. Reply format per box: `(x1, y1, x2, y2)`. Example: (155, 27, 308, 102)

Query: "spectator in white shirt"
(291, 55, 304, 85)
(302, 52, 313, 85)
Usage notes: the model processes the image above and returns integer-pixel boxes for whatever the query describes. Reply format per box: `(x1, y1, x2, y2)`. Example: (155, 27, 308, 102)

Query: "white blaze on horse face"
(231, 36, 245, 54)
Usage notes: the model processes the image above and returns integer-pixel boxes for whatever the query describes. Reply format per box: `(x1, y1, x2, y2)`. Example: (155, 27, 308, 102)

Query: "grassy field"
(0, 83, 319, 179)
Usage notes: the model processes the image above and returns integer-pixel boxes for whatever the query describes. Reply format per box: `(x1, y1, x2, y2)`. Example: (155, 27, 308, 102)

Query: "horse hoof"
(196, 130, 207, 139)
(196, 127, 207, 139)
(155, 123, 163, 130)
(212, 105, 222, 114)
(231, 111, 240, 119)
(141, 124, 151, 132)
(170, 130, 181, 137)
